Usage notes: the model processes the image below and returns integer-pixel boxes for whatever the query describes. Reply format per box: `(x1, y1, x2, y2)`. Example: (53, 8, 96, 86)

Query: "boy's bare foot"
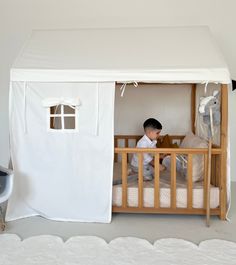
(159, 164, 166, 171)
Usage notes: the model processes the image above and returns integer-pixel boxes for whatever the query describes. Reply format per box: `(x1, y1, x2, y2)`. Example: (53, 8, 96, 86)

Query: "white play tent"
(7, 27, 231, 223)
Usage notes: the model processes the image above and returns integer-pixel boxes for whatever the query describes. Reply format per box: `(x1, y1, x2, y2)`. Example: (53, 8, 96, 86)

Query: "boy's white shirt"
(131, 134, 157, 168)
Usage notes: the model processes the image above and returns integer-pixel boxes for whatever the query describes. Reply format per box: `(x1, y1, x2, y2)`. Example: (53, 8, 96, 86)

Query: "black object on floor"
(0, 171, 7, 177)
(232, 80, 236, 91)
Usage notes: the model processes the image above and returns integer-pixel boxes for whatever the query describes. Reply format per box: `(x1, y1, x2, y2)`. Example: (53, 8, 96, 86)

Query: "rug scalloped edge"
(1, 233, 236, 249)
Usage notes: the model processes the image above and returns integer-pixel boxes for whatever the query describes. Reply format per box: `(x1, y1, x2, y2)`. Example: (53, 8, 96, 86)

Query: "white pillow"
(180, 132, 208, 182)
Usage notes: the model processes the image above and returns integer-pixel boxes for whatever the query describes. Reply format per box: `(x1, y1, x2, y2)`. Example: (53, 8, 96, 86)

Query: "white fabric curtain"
(7, 81, 115, 223)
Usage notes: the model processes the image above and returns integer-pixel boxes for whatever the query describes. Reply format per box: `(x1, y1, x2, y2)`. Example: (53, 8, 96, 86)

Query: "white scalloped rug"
(0, 234, 236, 265)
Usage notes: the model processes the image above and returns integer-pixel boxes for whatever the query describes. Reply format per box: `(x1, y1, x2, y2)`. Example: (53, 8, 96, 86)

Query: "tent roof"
(11, 26, 231, 84)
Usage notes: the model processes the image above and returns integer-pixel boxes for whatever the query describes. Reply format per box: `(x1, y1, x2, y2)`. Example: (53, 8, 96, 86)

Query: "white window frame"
(47, 104, 79, 133)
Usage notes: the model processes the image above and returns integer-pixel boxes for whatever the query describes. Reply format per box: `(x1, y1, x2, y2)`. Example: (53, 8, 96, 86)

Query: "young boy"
(131, 118, 166, 181)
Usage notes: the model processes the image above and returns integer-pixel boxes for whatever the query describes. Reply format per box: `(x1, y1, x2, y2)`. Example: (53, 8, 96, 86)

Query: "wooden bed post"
(121, 152, 128, 208)
(114, 138, 118, 162)
(206, 138, 212, 226)
(191, 84, 196, 134)
(220, 84, 228, 220)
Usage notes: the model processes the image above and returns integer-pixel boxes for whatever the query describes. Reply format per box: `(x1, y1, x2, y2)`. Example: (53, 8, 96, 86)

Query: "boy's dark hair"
(143, 118, 162, 130)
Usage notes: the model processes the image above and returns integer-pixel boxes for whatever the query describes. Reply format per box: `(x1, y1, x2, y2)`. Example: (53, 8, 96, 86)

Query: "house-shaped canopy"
(7, 27, 231, 223)
(11, 26, 231, 84)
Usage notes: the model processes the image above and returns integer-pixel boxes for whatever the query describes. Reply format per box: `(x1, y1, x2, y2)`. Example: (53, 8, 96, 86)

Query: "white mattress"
(112, 163, 219, 209)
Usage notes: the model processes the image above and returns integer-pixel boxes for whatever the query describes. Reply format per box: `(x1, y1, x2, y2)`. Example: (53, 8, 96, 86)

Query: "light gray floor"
(1, 183, 236, 244)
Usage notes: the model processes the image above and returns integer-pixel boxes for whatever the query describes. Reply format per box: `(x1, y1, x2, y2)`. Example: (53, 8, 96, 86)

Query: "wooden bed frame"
(112, 84, 228, 224)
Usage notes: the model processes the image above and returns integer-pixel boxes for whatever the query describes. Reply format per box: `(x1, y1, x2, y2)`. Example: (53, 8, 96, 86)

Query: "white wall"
(115, 84, 191, 135)
(0, 0, 235, 179)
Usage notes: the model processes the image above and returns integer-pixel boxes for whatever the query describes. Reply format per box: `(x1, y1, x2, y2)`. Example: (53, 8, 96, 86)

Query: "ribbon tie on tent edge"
(120, 81, 139, 97)
(42, 97, 81, 108)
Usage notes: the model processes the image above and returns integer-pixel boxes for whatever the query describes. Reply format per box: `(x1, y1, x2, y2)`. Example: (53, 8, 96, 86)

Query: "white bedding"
(112, 163, 219, 209)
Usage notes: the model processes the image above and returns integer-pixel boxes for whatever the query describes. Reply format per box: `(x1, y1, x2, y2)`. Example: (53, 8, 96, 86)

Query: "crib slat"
(154, 153, 160, 208)
(206, 139, 213, 226)
(125, 139, 129, 163)
(122, 152, 128, 208)
(204, 154, 208, 209)
(187, 154, 193, 209)
(114, 138, 118, 162)
(138, 153, 143, 208)
(171, 153, 176, 209)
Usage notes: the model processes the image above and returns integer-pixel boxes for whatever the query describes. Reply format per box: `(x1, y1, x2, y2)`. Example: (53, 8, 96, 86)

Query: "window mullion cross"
(61, 105, 65, 130)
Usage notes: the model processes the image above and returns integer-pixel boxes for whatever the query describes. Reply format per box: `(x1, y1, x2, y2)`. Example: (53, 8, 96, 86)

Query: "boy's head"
(143, 118, 162, 141)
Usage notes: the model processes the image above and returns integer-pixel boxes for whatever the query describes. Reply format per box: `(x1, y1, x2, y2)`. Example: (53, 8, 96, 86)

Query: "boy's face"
(146, 128, 161, 141)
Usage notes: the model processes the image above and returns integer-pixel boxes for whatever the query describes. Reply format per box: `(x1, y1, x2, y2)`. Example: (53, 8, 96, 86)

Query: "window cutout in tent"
(49, 104, 76, 130)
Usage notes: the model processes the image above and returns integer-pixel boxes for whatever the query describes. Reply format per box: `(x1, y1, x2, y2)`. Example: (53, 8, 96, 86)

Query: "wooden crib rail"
(114, 134, 186, 163)
(113, 146, 222, 220)
(115, 147, 222, 155)
(115, 135, 185, 145)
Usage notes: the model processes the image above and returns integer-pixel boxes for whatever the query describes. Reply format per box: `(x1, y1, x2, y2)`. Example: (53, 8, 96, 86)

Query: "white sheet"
(7, 81, 115, 223)
(11, 27, 231, 83)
